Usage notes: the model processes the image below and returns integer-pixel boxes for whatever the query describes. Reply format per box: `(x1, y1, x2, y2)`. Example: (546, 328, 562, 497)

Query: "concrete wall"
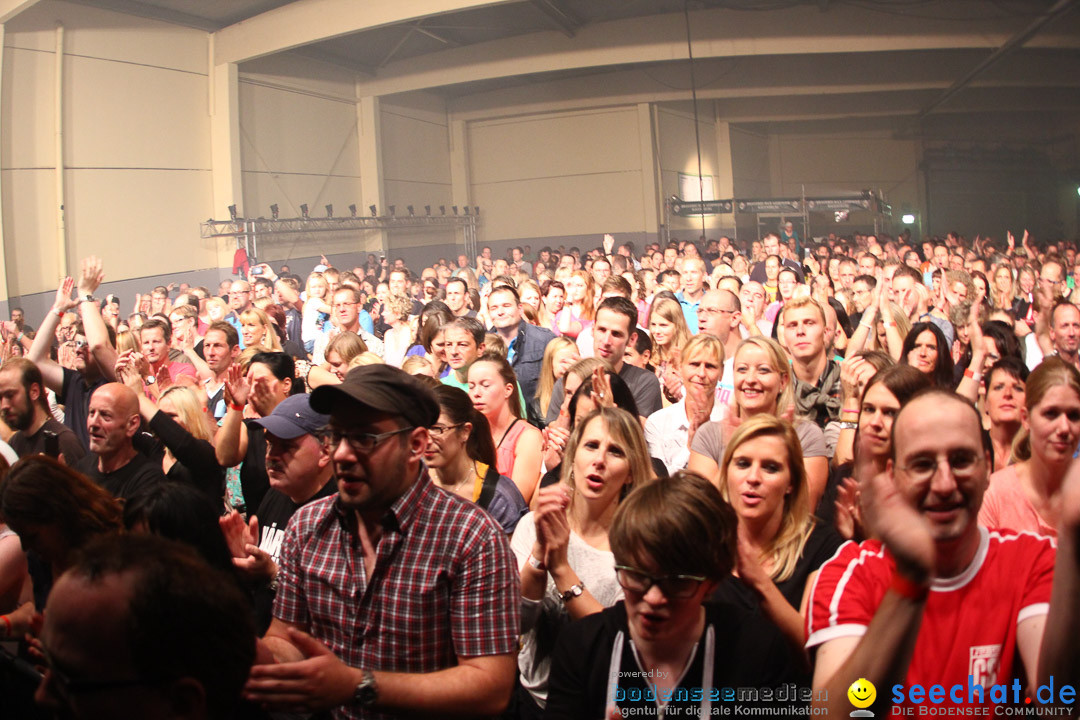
(2, 0, 213, 309)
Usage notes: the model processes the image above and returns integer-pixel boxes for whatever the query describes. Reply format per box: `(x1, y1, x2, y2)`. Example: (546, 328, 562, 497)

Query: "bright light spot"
(902, 214, 916, 224)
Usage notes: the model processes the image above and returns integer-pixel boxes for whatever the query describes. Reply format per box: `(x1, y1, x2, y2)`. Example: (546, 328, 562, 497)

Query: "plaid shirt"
(274, 469, 520, 719)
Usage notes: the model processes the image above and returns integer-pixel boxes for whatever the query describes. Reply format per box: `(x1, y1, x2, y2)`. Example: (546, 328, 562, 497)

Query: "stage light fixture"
(425, 205, 431, 215)
(349, 204, 357, 217)
(369, 205, 377, 217)
(325, 204, 333, 218)
(228, 204, 238, 221)
(902, 214, 916, 224)
(463, 206, 470, 215)
(407, 205, 415, 216)
(440, 206, 446, 215)
(389, 205, 396, 216)
(270, 204, 279, 220)
(452, 206, 459, 215)
(474, 206, 480, 215)
(300, 204, 309, 219)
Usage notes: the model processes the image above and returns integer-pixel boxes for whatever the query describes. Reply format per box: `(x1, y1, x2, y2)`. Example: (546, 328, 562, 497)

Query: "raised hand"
(77, 256, 104, 297)
(53, 276, 78, 314)
(590, 366, 615, 409)
(223, 363, 251, 409)
(533, 484, 571, 570)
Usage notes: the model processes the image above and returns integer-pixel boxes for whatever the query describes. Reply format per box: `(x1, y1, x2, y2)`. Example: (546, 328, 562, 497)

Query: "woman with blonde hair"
(646, 296, 692, 383)
(536, 336, 581, 420)
(981, 356, 1080, 537)
(556, 270, 595, 339)
(239, 307, 282, 353)
(711, 415, 843, 649)
(518, 280, 542, 316)
(990, 263, 1016, 311)
(381, 293, 414, 367)
(204, 297, 228, 324)
(301, 272, 333, 353)
(688, 336, 829, 510)
(510, 406, 653, 715)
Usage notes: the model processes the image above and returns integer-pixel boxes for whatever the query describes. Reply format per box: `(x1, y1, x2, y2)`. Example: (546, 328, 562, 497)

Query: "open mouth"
(741, 491, 763, 507)
(585, 473, 604, 492)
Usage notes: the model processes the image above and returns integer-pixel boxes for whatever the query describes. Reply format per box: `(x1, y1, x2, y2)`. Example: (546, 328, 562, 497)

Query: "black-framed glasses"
(428, 423, 465, 437)
(614, 565, 707, 599)
(325, 426, 414, 454)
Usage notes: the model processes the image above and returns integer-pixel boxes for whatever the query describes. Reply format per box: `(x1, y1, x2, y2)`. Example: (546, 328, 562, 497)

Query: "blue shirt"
(676, 291, 701, 334)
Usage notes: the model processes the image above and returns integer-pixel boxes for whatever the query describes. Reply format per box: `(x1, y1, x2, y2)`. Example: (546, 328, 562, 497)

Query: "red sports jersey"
(806, 527, 1055, 706)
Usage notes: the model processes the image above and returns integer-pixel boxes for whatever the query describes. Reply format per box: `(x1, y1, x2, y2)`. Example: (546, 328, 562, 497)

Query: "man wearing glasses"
(225, 280, 253, 346)
(246, 364, 520, 718)
(808, 389, 1080, 713)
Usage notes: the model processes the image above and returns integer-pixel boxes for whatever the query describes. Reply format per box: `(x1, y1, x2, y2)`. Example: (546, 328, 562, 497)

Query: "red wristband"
(1, 614, 11, 637)
(890, 571, 930, 601)
(228, 401, 244, 412)
(54, 309, 64, 318)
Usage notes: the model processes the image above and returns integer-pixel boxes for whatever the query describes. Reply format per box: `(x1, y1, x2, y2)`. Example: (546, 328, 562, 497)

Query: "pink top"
(979, 465, 1056, 537)
(495, 419, 527, 478)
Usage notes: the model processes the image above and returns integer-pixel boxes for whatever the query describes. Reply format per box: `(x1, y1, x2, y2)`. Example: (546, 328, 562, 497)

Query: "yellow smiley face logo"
(848, 678, 876, 709)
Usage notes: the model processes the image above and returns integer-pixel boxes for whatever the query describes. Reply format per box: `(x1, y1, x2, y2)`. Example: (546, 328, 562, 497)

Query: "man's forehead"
(894, 396, 981, 454)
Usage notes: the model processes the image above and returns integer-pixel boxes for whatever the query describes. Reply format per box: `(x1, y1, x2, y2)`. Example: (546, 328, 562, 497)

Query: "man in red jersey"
(807, 388, 1080, 714)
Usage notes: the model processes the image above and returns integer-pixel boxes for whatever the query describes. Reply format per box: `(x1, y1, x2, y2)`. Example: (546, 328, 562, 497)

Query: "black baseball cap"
(310, 364, 439, 428)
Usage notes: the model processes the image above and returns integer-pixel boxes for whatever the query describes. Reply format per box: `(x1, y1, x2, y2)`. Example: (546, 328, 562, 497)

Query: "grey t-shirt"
(690, 416, 827, 463)
(544, 362, 663, 424)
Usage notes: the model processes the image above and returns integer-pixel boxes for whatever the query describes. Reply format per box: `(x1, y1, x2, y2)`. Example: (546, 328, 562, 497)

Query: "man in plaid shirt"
(245, 364, 520, 718)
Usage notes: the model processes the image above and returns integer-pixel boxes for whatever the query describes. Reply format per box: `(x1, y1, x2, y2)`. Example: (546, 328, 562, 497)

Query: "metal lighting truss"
(201, 213, 480, 262)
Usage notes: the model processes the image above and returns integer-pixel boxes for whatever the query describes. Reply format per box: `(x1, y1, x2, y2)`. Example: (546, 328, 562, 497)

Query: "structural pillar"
(357, 95, 387, 256)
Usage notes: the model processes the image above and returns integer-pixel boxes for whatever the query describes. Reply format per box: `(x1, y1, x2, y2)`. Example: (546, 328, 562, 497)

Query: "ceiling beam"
(354, 4, 1080, 98)
(530, 0, 579, 38)
(212, 0, 520, 65)
(0, 0, 39, 24)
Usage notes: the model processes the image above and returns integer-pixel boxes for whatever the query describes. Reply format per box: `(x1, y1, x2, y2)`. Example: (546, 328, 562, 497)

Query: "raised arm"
(77, 256, 118, 381)
(215, 364, 250, 467)
(28, 277, 79, 393)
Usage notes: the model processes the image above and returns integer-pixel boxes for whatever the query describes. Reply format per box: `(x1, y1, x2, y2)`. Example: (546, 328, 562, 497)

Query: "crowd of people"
(1, 224, 1080, 719)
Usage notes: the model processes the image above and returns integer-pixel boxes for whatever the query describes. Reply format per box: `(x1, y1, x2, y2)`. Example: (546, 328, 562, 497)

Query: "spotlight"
(300, 204, 309, 219)
(440, 206, 446, 216)
(833, 210, 848, 223)
(389, 205, 396, 217)
(407, 205, 415, 216)
(474, 206, 480, 215)
(425, 205, 431, 216)
(325, 204, 333, 218)
(902, 213, 916, 224)
(452, 206, 459, 215)
(463, 206, 470, 215)
(349, 204, 357, 217)
(369, 205, 377, 217)
(269, 204, 279, 220)
(228, 204, 238, 221)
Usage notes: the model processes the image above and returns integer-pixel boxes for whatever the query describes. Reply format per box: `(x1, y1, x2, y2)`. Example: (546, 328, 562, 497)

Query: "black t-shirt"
(74, 450, 167, 500)
(239, 420, 269, 513)
(711, 523, 845, 611)
(8, 418, 86, 463)
(60, 368, 107, 450)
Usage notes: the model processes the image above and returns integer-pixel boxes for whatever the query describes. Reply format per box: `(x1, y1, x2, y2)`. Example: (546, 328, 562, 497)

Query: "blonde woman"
(510, 406, 654, 714)
(646, 295, 692, 381)
(301, 272, 333, 353)
(711, 415, 843, 649)
(556, 270, 596, 339)
(239, 308, 283, 353)
(205, 297, 229, 324)
(687, 336, 829, 510)
(536, 336, 581, 420)
(381, 294, 414, 368)
(845, 280, 909, 361)
(991, 262, 1016, 311)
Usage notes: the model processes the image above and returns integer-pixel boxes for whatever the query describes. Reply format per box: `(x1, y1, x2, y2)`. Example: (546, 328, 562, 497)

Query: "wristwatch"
(80, 294, 96, 303)
(145, 375, 156, 385)
(559, 581, 585, 603)
(353, 669, 378, 707)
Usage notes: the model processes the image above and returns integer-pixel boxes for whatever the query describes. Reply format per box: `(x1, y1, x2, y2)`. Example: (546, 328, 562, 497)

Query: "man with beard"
(245, 364, 519, 718)
(0, 358, 84, 461)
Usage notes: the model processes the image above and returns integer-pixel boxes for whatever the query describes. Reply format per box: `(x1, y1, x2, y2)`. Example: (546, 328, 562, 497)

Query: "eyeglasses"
(698, 308, 735, 317)
(614, 565, 707, 599)
(325, 426, 414, 454)
(898, 450, 983, 483)
(42, 648, 167, 706)
(428, 423, 464, 437)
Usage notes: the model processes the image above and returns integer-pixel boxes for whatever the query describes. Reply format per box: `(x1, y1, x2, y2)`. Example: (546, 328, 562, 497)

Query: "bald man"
(697, 289, 741, 408)
(73, 383, 166, 499)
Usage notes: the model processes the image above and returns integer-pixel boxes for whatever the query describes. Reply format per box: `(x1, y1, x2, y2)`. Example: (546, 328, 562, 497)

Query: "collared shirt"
(644, 398, 726, 474)
(676, 291, 702, 333)
(274, 470, 520, 720)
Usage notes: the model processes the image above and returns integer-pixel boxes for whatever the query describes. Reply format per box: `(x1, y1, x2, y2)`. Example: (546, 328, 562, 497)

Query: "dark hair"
(854, 274, 877, 289)
(981, 320, 1022, 363)
(0, 357, 47, 410)
(610, 471, 736, 580)
(123, 482, 236, 577)
(446, 277, 468, 294)
(488, 284, 521, 304)
(541, 279, 565, 297)
(141, 317, 172, 343)
(983, 356, 1029, 392)
(601, 276, 633, 298)
(473, 352, 523, 419)
(596, 296, 638, 333)
(900, 322, 954, 388)
(446, 316, 486, 346)
(206, 320, 240, 348)
(863, 364, 932, 409)
(0, 455, 122, 562)
(568, 371, 640, 424)
(433, 385, 496, 467)
(631, 329, 653, 356)
(891, 264, 923, 285)
(249, 352, 303, 394)
(70, 534, 255, 718)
